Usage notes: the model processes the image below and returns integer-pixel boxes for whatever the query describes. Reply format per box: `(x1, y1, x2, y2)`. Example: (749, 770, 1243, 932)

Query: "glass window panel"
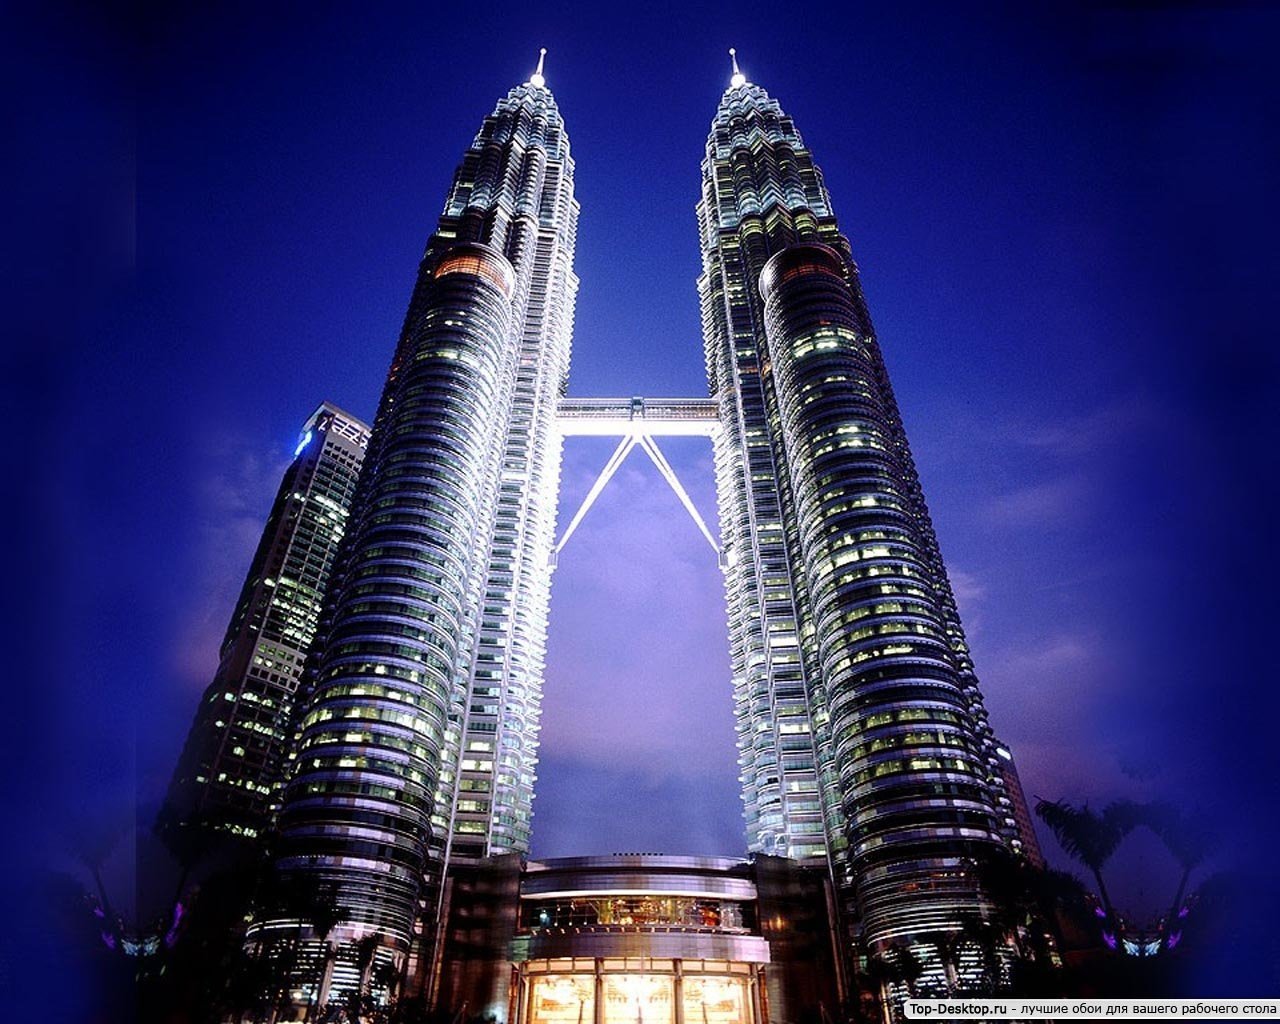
(682, 977, 750, 1024)
(529, 976, 595, 1024)
(602, 975, 673, 1024)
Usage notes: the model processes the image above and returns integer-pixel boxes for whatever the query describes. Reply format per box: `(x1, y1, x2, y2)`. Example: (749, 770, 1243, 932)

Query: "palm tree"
(73, 815, 129, 947)
(863, 941, 925, 1011)
(934, 928, 968, 994)
(257, 875, 342, 1023)
(1137, 802, 1211, 947)
(368, 958, 403, 1023)
(967, 854, 1029, 960)
(224, 944, 278, 1023)
(342, 934, 382, 1024)
(1034, 798, 1133, 934)
(969, 852, 1089, 968)
(302, 884, 350, 1022)
(946, 912, 1010, 994)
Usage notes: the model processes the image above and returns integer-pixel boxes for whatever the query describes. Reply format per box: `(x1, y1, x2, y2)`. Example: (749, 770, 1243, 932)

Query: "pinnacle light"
(728, 47, 746, 88)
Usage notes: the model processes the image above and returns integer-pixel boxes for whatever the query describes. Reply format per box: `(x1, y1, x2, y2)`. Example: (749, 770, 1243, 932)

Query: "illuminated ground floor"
(516, 957, 763, 1024)
(431, 854, 843, 1024)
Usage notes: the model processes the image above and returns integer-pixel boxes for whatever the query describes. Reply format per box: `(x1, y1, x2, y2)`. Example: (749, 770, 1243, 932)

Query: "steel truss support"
(552, 432, 720, 564)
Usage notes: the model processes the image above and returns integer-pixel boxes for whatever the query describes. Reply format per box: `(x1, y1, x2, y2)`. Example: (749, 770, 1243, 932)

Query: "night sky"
(7, 1, 1279, 1009)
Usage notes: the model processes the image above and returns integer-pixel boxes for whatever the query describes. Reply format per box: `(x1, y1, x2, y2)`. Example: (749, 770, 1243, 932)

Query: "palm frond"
(1034, 798, 1129, 871)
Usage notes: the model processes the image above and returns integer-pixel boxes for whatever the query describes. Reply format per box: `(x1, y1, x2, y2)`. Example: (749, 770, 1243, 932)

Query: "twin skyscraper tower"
(166, 50, 1040, 1015)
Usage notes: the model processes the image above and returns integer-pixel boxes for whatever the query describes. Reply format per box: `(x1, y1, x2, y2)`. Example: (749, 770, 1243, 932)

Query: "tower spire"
(530, 47, 547, 88)
(729, 47, 746, 88)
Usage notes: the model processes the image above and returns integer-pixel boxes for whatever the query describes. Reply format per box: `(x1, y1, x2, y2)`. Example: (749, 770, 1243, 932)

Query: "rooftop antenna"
(729, 47, 746, 88)
(530, 47, 547, 89)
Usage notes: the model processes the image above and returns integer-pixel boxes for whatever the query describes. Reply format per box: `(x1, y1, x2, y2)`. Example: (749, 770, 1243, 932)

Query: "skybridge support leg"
(551, 434, 636, 564)
(637, 434, 720, 557)
(552, 431, 720, 563)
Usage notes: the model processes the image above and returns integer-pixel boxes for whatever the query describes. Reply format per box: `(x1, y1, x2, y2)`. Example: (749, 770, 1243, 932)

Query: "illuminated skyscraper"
(160, 402, 369, 848)
(254, 51, 578, 988)
(699, 52, 1032, 980)
(217, 50, 1043, 1018)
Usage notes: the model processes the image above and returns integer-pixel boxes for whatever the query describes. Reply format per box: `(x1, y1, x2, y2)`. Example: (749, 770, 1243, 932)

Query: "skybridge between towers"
(551, 396, 723, 566)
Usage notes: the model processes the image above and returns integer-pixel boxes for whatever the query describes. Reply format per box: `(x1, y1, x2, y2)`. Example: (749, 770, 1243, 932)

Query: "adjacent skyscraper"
(698, 53, 1032, 976)
(160, 402, 369, 848)
(257, 52, 578, 980)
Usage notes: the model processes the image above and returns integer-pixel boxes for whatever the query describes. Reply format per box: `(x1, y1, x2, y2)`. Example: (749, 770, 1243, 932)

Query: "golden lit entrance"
(517, 959, 761, 1024)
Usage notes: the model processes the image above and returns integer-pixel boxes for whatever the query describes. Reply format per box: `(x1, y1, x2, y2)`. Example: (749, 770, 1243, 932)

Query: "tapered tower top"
(530, 47, 548, 89)
(728, 47, 746, 88)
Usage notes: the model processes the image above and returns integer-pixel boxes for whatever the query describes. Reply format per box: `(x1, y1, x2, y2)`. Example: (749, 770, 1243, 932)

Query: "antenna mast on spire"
(530, 47, 547, 88)
(729, 47, 746, 88)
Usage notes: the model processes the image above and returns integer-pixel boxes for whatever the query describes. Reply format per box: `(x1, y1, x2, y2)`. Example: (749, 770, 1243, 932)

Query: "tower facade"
(160, 402, 369, 848)
(261, 56, 578, 970)
(200, 54, 1051, 1019)
(698, 62, 1027, 969)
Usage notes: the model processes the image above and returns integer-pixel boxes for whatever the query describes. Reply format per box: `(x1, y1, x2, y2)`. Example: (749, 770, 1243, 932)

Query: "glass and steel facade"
(159, 402, 369, 847)
(256, 65, 578, 979)
(697, 71, 1031, 967)
(208, 55, 1045, 1017)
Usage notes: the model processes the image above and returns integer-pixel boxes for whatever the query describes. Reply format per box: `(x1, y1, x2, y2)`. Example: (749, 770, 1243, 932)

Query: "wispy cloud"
(947, 566, 987, 633)
(980, 628, 1190, 918)
(532, 754, 743, 859)
(170, 439, 292, 689)
(1012, 392, 1169, 458)
(982, 474, 1089, 526)
(949, 567, 987, 606)
(992, 632, 1098, 680)
(979, 631, 1153, 806)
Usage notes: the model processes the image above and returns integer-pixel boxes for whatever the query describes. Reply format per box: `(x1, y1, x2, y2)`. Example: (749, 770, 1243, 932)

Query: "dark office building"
(159, 402, 369, 849)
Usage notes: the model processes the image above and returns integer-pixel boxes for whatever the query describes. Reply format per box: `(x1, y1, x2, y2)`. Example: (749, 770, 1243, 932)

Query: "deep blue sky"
(7, 0, 1279, 1006)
